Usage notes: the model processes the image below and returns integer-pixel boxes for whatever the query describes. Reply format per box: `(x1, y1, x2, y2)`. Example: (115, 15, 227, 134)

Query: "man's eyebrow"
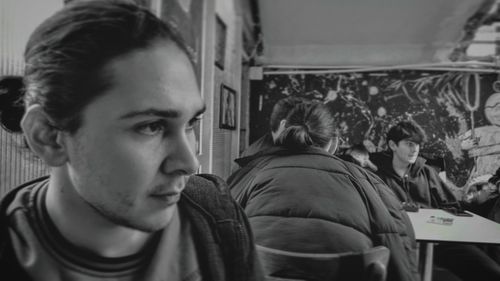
(119, 105, 206, 120)
(119, 109, 179, 119)
(194, 105, 207, 117)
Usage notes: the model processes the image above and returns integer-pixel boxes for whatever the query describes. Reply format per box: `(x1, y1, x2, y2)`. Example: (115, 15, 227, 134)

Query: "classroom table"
(407, 208, 500, 281)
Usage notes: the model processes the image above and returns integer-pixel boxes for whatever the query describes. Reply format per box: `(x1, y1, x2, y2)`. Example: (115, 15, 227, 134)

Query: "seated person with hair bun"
(229, 96, 308, 174)
(228, 101, 419, 281)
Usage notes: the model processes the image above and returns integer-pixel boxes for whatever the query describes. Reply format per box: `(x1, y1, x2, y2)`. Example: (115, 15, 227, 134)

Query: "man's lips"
(149, 176, 188, 204)
(150, 192, 181, 205)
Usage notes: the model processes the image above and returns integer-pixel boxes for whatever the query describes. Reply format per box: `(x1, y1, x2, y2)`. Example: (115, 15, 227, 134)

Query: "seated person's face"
(61, 42, 204, 232)
(390, 139, 420, 165)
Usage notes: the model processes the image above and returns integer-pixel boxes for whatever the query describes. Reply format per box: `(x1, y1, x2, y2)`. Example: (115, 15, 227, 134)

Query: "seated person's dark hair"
(348, 143, 369, 155)
(386, 120, 427, 145)
(0, 76, 25, 133)
(269, 97, 309, 132)
(275, 102, 335, 150)
(339, 144, 365, 162)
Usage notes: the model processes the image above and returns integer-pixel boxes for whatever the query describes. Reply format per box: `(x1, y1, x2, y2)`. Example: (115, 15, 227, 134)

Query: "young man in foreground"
(0, 1, 261, 280)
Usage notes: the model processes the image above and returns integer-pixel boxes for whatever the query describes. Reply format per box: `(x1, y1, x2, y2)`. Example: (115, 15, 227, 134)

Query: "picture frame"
(215, 15, 227, 70)
(219, 84, 237, 130)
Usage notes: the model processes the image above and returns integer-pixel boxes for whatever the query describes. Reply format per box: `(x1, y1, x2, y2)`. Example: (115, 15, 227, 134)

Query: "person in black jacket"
(0, 1, 262, 280)
(371, 120, 500, 281)
(371, 121, 459, 210)
(239, 96, 309, 158)
(228, 101, 420, 281)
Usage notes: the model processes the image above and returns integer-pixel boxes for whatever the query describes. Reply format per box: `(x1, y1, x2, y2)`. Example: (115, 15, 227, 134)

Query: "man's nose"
(161, 132, 199, 175)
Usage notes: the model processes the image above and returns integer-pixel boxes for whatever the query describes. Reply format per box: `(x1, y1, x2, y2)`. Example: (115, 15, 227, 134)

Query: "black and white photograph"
(219, 84, 236, 130)
(3, 1, 500, 281)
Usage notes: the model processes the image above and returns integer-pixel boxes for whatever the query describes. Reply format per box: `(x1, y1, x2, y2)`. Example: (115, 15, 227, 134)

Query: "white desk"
(407, 208, 500, 281)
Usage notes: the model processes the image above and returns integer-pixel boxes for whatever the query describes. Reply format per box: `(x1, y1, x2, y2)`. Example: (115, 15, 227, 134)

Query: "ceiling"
(255, 0, 496, 67)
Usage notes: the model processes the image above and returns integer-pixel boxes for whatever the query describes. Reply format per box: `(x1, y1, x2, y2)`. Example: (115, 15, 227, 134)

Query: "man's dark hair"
(269, 97, 308, 132)
(23, 0, 190, 134)
(386, 120, 427, 146)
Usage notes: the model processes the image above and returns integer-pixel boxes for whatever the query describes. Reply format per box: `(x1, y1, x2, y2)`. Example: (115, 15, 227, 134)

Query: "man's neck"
(45, 169, 151, 258)
(392, 157, 410, 178)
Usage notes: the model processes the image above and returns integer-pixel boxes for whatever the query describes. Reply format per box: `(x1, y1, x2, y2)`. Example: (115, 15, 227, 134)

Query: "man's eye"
(136, 121, 166, 136)
(187, 117, 202, 130)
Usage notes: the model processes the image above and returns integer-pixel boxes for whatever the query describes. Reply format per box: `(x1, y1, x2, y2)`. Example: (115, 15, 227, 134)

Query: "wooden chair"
(256, 245, 390, 281)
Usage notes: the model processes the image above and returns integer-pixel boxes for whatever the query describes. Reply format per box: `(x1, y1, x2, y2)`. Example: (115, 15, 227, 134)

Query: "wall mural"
(249, 71, 498, 190)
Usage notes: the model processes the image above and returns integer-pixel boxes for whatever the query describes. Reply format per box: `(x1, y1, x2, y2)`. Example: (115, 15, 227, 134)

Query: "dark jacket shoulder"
(228, 147, 419, 281)
(181, 174, 263, 281)
(0, 176, 48, 281)
(0, 175, 263, 281)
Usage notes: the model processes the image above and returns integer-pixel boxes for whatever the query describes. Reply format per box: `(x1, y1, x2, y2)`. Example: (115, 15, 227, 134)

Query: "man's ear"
(21, 105, 68, 166)
(388, 140, 397, 152)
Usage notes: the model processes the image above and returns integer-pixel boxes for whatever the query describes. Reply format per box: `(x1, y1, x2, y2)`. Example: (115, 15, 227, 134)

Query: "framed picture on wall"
(219, 84, 237, 130)
(215, 15, 227, 70)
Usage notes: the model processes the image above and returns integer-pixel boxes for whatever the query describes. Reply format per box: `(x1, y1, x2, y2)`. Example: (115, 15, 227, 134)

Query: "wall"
(210, 0, 243, 179)
(155, 0, 216, 174)
(0, 0, 62, 75)
(0, 0, 61, 195)
(250, 70, 498, 193)
(156, 0, 248, 179)
(149, 0, 252, 179)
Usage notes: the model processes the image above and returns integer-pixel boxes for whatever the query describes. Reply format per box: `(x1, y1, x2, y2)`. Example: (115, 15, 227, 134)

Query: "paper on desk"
(427, 216, 454, 226)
